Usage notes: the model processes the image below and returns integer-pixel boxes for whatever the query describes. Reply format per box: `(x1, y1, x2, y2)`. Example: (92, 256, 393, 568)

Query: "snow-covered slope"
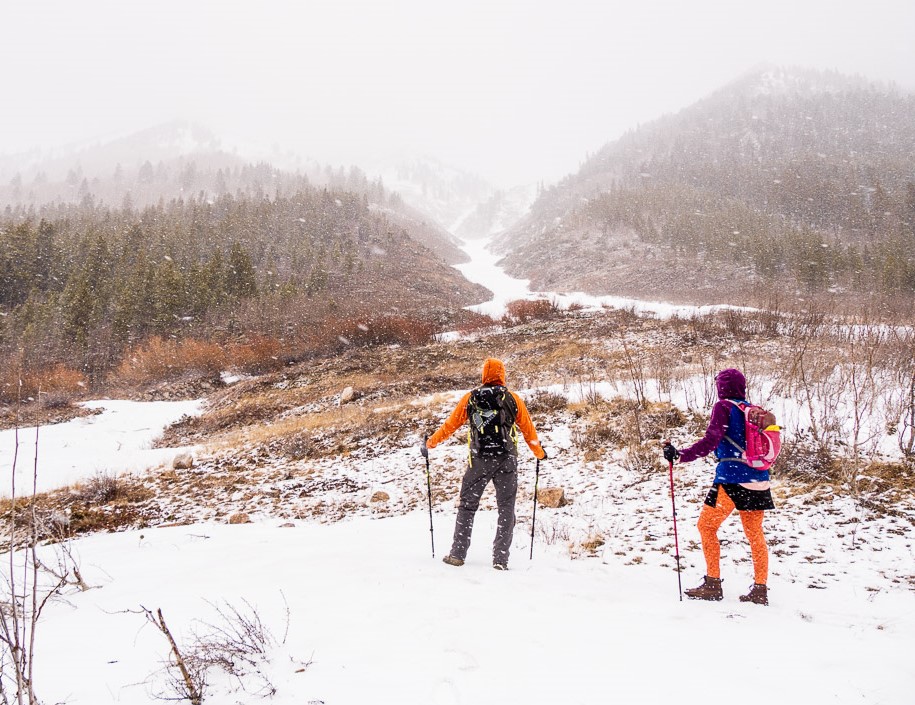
(365, 155, 496, 233)
(452, 184, 538, 240)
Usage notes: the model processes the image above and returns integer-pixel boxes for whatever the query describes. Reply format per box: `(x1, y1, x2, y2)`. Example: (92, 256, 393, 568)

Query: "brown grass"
(857, 461, 915, 495)
(206, 393, 445, 461)
(0, 473, 158, 543)
(580, 533, 606, 556)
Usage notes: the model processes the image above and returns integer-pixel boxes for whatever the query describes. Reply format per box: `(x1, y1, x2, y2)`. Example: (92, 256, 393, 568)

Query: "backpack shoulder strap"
(721, 398, 748, 456)
(503, 387, 518, 417)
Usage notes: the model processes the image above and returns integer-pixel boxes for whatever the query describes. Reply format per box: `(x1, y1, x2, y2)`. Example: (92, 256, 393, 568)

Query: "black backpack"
(467, 385, 518, 457)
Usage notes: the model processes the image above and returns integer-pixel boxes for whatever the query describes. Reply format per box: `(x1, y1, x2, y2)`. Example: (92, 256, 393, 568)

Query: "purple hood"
(677, 368, 747, 464)
(716, 368, 746, 400)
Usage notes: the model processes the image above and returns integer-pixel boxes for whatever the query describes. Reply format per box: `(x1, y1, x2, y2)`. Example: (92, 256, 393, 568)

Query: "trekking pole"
(667, 459, 683, 601)
(424, 451, 435, 558)
(530, 458, 540, 560)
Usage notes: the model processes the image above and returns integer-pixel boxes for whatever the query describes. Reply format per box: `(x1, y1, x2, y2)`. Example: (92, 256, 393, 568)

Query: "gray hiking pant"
(449, 453, 518, 565)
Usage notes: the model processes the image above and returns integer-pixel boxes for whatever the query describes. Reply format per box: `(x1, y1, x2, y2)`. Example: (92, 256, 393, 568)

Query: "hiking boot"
(493, 562, 508, 571)
(684, 576, 723, 601)
(442, 555, 464, 567)
(739, 583, 769, 606)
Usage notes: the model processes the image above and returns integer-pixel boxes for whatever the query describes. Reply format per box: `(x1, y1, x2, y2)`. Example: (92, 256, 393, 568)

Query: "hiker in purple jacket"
(663, 368, 774, 605)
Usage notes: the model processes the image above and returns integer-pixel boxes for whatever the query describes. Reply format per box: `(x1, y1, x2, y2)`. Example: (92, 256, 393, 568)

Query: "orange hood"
(481, 358, 506, 386)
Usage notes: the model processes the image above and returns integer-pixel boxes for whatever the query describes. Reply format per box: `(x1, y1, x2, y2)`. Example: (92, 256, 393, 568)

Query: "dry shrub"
(525, 390, 569, 416)
(572, 397, 680, 462)
(583, 419, 625, 454)
(339, 315, 436, 347)
(36, 364, 87, 405)
(453, 310, 498, 334)
(67, 475, 157, 535)
(225, 336, 285, 374)
(169, 338, 227, 375)
(719, 308, 756, 339)
(775, 435, 839, 483)
(114, 336, 226, 387)
(573, 397, 641, 449)
(640, 402, 687, 440)
(503, 298, 559, 324)
(0, 361, 87, 405)
(569, 400, 626, 460)
(536, 517, 572, 546)
(73, 472, 123, 505)
(622, 443, 665, 476)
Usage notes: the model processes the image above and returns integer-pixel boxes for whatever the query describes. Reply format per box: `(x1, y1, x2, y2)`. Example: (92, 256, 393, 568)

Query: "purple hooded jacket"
(679, 368, 747, 466)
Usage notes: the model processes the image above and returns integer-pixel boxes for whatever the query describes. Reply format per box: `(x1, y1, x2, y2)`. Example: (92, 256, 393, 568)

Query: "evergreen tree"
(225, 242, 257, 299)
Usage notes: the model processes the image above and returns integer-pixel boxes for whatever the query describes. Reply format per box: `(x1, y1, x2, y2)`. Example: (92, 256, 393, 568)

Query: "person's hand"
(539, 447, 548, 461)
(662, 441, 679, 463)
(420, 437, 429, 458)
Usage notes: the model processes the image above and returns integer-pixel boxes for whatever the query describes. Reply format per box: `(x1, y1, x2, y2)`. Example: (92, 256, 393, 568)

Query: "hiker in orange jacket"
(423, 358, 546, 570)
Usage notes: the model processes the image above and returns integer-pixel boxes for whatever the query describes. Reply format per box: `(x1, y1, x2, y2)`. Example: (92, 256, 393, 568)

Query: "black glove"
(539, 447, 548, 461)
(420, 437, 429, 458)
(662, 442, 679, 463)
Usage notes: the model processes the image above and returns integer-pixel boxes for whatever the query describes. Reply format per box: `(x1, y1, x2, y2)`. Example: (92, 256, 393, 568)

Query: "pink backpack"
(725, 400, 782, 471)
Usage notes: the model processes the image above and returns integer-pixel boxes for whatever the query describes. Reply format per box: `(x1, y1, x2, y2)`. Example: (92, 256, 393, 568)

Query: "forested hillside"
(498, 67, 915, 308)
(0, 123, 475, 265)
(0, 186, 486, 401)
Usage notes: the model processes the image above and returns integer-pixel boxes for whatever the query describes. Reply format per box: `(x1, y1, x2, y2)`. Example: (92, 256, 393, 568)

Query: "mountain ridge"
(495, 66, 915, 308)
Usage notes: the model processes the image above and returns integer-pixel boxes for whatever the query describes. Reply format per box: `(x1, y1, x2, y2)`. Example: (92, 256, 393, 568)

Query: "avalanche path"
(451, 234, 755, 320)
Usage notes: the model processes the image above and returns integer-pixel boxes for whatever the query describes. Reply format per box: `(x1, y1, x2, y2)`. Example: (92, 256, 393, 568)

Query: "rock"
(172, 452, 194, 470)
(538, 487, 567, 508)
(279, 522, 296, 528)
(228, 512, 251, 525)
(339, 386, 355, 404)
(370, 491, 390, 503)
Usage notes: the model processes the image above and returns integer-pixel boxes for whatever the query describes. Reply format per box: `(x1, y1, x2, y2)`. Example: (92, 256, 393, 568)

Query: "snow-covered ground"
(0, 399, 203, 496)
(36, 512, 915, 705)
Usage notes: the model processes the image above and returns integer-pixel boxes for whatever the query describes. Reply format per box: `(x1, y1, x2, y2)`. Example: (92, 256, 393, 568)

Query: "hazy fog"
(3, 0, 914, 187)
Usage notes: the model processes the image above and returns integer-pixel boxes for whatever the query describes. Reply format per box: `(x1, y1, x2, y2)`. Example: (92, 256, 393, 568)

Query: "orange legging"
(697, 487, 768, 585)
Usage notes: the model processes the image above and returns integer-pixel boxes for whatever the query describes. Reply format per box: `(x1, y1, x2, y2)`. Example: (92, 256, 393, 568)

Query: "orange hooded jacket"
(426, 357, 545, 459)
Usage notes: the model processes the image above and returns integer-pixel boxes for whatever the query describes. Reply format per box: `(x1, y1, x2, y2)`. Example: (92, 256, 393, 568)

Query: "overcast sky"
(3, 0, 914, 187)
